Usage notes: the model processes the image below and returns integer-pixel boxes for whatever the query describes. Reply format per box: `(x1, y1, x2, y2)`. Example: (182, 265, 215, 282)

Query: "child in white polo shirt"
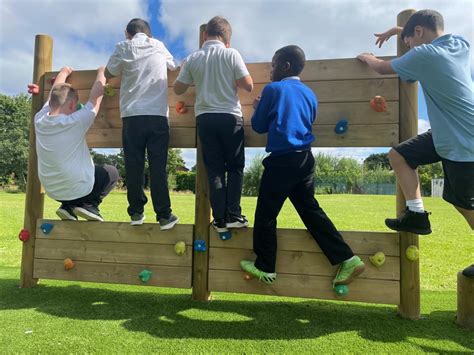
(106, 18, 179, 230)
(173, 16, 253, 233)
(35, 66, 118, 222)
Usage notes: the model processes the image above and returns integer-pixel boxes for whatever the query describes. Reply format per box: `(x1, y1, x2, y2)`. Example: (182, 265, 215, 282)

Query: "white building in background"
(431, 179, 444, 198)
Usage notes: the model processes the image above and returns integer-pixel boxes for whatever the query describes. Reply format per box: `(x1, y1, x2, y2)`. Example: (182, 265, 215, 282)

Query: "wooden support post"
(192, 24, 212, 301)
(20, 34, 53, 288)
(396, 9, 421, 320)
(457, 272, 474, 329)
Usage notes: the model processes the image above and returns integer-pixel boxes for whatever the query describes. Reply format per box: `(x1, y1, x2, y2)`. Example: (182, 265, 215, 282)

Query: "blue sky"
(1, 0, 472, 168)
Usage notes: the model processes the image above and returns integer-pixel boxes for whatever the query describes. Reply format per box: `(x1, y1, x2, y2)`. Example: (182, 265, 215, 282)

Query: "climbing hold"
(370, 95, 387, 112)
(104, 84, 115, 97)
(334, 119, 348, 134)
(218, 230, 232, 241)
(174, 241, 186, 256)
(175, 101, 188, 114)
(406, 245, 419, 261)
(48, 76, 57, 86)
(18, 229, 30, 242)
(76, 102, 85, 111)
(27, 84, 39, 95)
(334, 284, 349, 296)
(64, 258, 75, 270)
(243, 273, 253, 281)
(369, 251, 386, 268)
(139, 269, 152, 283)
(194, 240, 206, 252)
(40, 222, 54, 234)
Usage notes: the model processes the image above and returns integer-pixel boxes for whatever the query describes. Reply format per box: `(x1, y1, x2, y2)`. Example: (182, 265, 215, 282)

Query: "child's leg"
(197, 114, 227, 222)
(147, 116, 172, 220)
(221, 115, 245, 221)
(122, 116, 148, 217)
(288, 153, 353, 265)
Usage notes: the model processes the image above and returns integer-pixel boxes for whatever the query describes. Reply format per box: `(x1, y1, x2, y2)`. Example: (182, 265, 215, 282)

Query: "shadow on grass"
(0, 278, 472, 350)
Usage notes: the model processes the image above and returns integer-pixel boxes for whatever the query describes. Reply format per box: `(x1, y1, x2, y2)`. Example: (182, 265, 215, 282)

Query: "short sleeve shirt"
(176, 40, 250, 117)
(35, 102, 96, 200)
(107, 33, 178, 118)
(391, 34, 474, 162)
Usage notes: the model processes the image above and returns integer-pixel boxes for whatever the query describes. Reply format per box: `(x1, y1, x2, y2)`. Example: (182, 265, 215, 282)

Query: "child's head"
(271, 45, 306, 82)
(206, 16, 232, 46)
(49, 83, 79, 114)
(126, 18, 152, 39)
(401, 9, 444, 48)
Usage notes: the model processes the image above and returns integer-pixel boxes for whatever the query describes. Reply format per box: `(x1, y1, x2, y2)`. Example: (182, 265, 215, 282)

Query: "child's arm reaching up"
(374, 26, 403, 48)
(87, 66, 106, 113)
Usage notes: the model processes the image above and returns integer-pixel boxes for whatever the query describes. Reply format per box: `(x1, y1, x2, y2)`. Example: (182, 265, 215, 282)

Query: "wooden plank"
(85, 127, 196, 148)
(36, 220, 193, 245)
(33, 259, 191, 288)
(456, 271, 474, 329)
(210, 228, 400, 256)
(244, 124, 399, 148)
(169, 79, 399, 107)
(43, 57, 397, 90)
(35, 239, 192, 267)
(209, 248, 400, 280)
(21, 35, 52, 288)
(209, 269, 400, 304)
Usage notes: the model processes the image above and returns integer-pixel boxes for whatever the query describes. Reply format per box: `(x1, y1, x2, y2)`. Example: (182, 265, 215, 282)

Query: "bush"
(175, 171, 196, 192)
(243, 154, 265, 196)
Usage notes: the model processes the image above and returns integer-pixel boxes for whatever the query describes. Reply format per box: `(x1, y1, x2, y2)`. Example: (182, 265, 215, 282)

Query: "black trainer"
(212, 219, 228, 233)
(56, 205, 78, 221)
(73, 204, 104, 222)
(385, 208, 431, 235)
(226, 215, 249, 228)
(462, 264, 474, 278)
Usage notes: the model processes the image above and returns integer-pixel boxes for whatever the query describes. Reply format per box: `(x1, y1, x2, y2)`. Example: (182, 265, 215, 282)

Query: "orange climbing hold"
(370, 95, 387, 112)
(176, 101, 188, 114)
(64, 258, 75, 270)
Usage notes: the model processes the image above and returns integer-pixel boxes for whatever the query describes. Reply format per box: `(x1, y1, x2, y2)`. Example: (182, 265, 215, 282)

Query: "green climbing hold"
(334, 284, 349, 296)
(139, 269, 152, 283)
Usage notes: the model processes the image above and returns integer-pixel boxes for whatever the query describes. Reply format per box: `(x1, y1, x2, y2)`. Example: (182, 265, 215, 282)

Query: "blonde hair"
(49, 83, 78, 110)
(206, 16, 232, 44)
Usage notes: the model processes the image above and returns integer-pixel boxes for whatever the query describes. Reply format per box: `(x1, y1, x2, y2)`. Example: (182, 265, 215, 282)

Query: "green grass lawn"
(1, 191, 472, 353)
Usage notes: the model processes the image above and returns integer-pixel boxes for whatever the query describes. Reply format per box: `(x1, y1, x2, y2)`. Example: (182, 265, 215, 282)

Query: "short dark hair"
(206, 16, 232, 44)
(275, 45, 306, 76)
(49, 83, 78, 110)
(401, 9, 444, 40)
(126, 18, 152, 37)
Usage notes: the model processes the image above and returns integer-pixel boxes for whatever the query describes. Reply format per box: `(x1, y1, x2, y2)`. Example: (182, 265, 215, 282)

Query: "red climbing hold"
(18, 229, 30, 242)
(175, 101, 188, 114)
(370, 95, 387, 112)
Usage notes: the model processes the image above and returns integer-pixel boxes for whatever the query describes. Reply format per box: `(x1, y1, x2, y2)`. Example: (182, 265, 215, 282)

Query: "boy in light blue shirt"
(357, 9, 474, 277)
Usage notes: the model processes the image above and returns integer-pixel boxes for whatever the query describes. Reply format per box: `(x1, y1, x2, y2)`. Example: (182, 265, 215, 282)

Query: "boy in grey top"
(106, 18, 179, 230)
(174, 16, 253, 233)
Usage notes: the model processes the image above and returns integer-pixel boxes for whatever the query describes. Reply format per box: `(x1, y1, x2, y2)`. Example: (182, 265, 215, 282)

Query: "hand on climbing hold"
(27, 84, 39, 95)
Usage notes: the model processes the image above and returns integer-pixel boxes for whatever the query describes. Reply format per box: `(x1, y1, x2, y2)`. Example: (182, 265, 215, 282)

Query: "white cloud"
(0, 0, 147, 95)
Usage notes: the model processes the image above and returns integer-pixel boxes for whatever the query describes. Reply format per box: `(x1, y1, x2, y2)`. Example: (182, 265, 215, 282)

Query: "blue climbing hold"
(335, 119, 349, 134)
(40, 222, 54, 234)
(194, 240, 206, 252)
(218, 230, 232, 241)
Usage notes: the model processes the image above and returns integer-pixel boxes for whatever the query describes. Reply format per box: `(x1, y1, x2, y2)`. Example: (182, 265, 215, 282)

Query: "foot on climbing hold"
(370, 95, 387, 112)
(40, 222, 54, 234)
(139, 269, 152, 283)
(335, 119, 348, 134)
(64, 258, 75, 270)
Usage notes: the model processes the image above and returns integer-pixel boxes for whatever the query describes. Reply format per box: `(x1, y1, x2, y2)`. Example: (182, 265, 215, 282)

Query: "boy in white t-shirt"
(173, 16, 253, 233)
(106, 18, 179, 230)
(35, 66, 118, 222)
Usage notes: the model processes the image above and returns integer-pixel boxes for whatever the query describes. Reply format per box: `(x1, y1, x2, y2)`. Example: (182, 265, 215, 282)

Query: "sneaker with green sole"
(333, 256, 365, 286)
(240, 260, 276, 284)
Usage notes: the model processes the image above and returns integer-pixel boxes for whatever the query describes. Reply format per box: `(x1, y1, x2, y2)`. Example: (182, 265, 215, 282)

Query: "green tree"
(364, 153, 391, 170)
(0, 94, 31, 190)
(243, 154, 265, 196)
(418, 162, 443, 196)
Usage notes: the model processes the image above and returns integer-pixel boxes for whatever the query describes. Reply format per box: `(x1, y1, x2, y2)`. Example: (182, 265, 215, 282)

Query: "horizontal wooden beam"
(209, 269, 400, 304)
(210, 228, 400, 256)
(34, 259, 191, 288)
(209, 248, 400, 280)
(44, 58, 397, 90)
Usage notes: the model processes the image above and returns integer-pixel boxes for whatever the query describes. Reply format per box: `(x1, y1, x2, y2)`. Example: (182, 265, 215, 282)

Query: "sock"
(406, 199, 424, 213)
(344, 256, 356, 263)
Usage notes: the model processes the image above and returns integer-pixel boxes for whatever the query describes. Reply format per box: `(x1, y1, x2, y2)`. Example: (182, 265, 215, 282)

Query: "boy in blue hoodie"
(240, 45, 365, 286)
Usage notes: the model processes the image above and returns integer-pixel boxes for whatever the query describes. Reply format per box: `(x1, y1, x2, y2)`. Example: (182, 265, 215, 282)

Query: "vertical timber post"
(20, 34, 53, 288)
(396, 10, 421, 320)
(192, 24, 212, 301)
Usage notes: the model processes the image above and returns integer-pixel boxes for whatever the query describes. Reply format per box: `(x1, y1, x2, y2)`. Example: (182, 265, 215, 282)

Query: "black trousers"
(122, 115, 171, 219)
(254, 151, 354, 273)
(59, 165, 118, 209)
(197, 113, 245, 221)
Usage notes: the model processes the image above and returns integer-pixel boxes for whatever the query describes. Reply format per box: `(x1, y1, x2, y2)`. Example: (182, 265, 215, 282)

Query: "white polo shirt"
(177, 40, 250, 117)
(35, 102, 96, 201)
(106, 33, 178, 118)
